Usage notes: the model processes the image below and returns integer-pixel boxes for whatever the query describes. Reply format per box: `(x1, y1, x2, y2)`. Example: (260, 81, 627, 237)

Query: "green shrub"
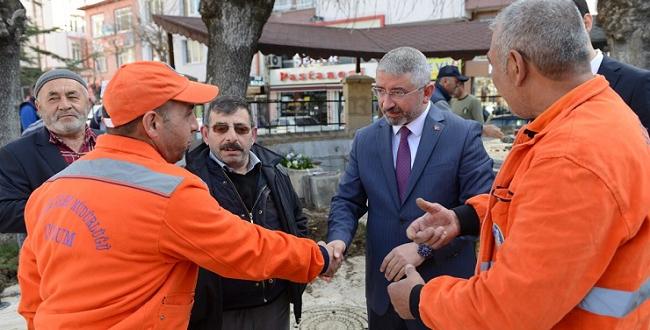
(0, 242, 19, 293)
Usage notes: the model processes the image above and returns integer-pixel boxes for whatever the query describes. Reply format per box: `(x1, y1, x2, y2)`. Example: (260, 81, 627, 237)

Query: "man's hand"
(319, 240, 346, 281)
(387, 264, 425, 320)
(406, 198, 460, 249)
(380, 242, 424, 281)
(482, 124, 505, 139)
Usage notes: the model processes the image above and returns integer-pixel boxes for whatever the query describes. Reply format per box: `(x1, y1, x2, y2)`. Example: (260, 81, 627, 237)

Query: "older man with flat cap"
(17, 61, 335, 329)
(0, 69, 97, 233)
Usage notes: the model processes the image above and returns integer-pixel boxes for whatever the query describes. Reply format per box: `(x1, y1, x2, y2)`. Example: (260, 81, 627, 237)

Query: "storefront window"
(473, 76, 509, 116)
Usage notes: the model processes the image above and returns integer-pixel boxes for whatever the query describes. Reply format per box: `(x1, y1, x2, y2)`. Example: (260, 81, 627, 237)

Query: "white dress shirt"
(590, 49, 604, 75)
(391, 102, 431, 169)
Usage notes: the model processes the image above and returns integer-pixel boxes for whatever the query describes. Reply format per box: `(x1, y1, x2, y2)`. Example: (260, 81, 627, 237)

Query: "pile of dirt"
(303, 208, 366, 257)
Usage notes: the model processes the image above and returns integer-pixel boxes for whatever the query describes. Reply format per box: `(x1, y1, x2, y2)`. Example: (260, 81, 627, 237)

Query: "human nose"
(190, 113, 199, 132)
(58, 97, 72, 110)
(381, 94, 396, 109)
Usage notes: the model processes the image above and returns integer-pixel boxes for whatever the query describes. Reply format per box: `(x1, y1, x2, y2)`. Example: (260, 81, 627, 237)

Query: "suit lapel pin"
(433, 124, 442, 131)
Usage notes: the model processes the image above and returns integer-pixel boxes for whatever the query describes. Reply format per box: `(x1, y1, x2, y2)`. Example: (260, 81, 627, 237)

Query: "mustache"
(220, 142, 243, 151)
(383, 107, 402, 114)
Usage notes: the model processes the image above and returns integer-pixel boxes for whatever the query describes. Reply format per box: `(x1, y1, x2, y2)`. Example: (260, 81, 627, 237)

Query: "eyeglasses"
(210, 123, 252, 135)
(372, 86, 425, 99)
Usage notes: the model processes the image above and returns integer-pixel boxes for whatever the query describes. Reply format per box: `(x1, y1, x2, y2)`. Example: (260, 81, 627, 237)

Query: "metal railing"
(249, 99, 346, 135)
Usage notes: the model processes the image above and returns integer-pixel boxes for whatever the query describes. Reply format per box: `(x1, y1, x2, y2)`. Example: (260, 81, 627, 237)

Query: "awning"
(152, 15, 493, 60)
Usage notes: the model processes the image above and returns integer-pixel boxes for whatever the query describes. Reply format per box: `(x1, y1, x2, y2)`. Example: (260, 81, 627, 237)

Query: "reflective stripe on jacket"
(18, 134, 325, 329)
(420, 76, 650, 329)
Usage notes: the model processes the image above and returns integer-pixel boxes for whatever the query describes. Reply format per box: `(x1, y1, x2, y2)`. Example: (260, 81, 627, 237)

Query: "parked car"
(486, 113, 529, 135)
(272, 116, 320, 133)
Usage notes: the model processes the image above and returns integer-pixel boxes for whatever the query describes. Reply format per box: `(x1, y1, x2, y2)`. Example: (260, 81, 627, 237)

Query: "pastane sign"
(269, 63, 378, 86)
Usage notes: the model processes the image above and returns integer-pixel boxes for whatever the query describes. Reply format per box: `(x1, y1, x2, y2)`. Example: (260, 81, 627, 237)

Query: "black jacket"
(0, 127, 100, 233)
(186, 143, 308, 330)
(598, 55, 650, 130)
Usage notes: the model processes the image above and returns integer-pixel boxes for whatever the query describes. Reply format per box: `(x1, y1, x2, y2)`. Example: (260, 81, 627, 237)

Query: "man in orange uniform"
(18, 61, 333, 329)
(387, 0, 650, 328)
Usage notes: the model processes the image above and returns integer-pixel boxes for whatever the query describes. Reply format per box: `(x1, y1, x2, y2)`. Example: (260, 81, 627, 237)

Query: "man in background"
(451, 82, 484, 124)
(19, 94, 39, 133)
(573, 0, 650, 130)
(429, 65, 466, 110)
(431, 65, 503, 138)
(0, 69, 96, 233)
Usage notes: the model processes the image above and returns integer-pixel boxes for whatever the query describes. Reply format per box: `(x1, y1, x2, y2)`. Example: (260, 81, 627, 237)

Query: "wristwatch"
(417, 244, 434, 259)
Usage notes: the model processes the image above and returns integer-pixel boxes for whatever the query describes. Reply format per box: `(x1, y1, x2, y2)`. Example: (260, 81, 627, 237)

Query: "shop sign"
(428, 58, 463, 80)
(249, 75, 265, 86)
(270, 63, 377, 86)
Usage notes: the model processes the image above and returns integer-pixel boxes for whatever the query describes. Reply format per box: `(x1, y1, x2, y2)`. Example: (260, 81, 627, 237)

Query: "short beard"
(45, 117, 86, 137)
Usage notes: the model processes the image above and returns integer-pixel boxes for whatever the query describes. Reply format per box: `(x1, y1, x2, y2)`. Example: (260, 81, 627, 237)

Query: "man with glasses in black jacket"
(186, 96, 310, 330)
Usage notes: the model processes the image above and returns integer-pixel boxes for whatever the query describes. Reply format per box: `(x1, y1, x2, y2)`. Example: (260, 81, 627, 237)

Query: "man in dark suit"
(0, 69, 96, 233)
(574, 0, 650, 130)
(325, 47, 494, 329)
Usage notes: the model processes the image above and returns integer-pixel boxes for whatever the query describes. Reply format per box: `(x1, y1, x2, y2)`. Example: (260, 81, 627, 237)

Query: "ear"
(422, 82, 434, 104)
(142, 111, 159, 139)
(583, 13, 593, 33)
(251, 127, 258, 142)
(508, 50, 528, 87)
(200, 125, 210, 143)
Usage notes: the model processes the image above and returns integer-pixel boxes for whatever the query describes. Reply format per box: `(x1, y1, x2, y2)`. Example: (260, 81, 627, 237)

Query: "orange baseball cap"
(102, 61, 219, 128)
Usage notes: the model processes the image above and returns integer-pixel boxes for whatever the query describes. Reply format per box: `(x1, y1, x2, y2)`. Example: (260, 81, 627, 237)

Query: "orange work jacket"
(419, 76, 650, 329)
(18, 134, 325, 329)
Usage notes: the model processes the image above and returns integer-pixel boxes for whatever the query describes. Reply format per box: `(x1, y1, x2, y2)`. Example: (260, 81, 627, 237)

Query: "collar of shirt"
(590, 49, 604, 75)
(209, 149, 261, 174)
(391, 102, 430, 168)
(48, 126, 97, 165)
(48, 126, 96, 147)
(391, 102, 430, 137)
(522, 76, 609, 144)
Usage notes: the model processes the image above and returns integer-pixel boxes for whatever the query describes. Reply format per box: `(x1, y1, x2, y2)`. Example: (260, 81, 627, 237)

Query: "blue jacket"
(19, 100, 39, 132)
(328, 104, 494, 315)
(429, 81, 452, 110)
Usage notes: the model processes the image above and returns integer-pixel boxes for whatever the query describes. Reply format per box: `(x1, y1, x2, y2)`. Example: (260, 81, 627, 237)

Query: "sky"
(588, 0, 598, 14)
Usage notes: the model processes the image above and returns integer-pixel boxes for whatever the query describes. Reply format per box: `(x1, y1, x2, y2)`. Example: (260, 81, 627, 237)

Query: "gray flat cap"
(34, 69, 88, 97)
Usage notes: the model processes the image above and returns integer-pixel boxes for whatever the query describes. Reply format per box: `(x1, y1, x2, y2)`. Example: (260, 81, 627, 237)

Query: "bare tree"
(598, 0, 650, 69)
(200, 0, 275, 97)
(0, 0, 26, 147)
(134, 19, 168, 62)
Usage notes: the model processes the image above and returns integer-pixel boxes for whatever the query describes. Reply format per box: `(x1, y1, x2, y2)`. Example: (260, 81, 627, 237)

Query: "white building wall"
(139, 0, 184, 61)
(22, 0, 90, 70)
(316, 0, 466, 25)
(21, 0, 90, 70)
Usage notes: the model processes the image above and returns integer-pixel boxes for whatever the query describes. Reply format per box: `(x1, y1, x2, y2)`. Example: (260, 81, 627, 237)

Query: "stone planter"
(305, 171, 341, 209)
(284, 167, 322, 201)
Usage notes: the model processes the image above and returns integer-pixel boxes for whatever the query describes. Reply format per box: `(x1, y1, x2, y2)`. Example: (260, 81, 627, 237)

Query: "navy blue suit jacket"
(0, 127, 97, 233)
(598, 56, 650, 130)
(328, 104, 494, 315)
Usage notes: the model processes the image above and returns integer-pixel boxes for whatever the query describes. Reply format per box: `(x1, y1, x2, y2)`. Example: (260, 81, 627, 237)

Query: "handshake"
(317, 198, 461, 282)
(317, 240, 347, 281)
